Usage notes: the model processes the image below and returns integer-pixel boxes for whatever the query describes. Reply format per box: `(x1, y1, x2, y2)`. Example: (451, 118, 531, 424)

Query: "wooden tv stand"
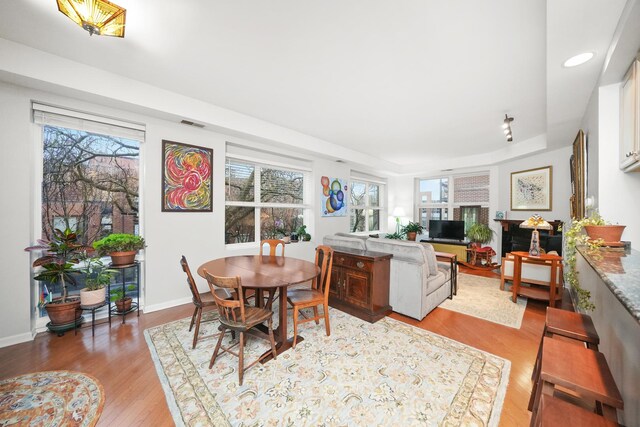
(420, 239, 470, 261)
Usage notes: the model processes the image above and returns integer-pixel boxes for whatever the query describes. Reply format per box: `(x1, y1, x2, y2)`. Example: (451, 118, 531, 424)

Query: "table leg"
(512, 255, 522, 303)
(549, 260, 557, 308)
(260, 285, 303, 363)
(91, 308, 96, 337)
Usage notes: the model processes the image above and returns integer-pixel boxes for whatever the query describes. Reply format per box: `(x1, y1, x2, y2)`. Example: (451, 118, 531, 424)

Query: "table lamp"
(391, 207, 406, 234)
(519, 214, 552, 256)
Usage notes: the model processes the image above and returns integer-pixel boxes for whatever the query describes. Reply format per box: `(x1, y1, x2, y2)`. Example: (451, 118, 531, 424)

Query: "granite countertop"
(578, 246, 640, 323)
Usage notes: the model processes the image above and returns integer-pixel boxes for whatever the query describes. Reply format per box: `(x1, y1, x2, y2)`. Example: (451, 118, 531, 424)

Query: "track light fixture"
(502, 114, 514, 142)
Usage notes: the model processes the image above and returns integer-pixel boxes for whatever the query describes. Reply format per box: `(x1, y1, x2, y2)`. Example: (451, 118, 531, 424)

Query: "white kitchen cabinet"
(620, 59, 640, 172)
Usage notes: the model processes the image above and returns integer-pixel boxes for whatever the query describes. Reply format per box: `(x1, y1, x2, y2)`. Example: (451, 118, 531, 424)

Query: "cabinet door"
(342, 269, 371, 309)
(329, 267, 342, 300)
(620, 60, 639, 171)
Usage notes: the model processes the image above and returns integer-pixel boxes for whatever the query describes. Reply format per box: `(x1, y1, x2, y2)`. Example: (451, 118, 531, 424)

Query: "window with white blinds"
(225, 157, 308, 244)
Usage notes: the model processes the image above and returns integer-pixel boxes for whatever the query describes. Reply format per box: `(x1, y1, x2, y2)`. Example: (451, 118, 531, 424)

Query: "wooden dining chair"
(287, 245, 334, 348)
(202, 270, 277, 386)
(181, 255, 232, 349)
(260, 239, 285, 257)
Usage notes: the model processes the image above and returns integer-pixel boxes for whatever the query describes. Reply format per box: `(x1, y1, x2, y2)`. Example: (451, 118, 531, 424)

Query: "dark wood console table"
(328, 248, 392, 323)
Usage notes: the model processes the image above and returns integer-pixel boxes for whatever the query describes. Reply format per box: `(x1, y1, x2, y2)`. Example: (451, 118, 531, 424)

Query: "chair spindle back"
(314, 245, 334, 303)
(180, 255, 202, 305)
(260, 239, 286, 257)
(202, 269, 246, 323)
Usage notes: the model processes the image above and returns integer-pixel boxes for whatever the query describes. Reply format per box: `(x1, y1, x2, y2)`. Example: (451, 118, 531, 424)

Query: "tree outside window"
(350, 180, 384, 233)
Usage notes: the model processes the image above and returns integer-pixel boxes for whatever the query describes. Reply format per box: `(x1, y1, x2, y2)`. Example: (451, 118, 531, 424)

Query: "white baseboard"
(0, 331, 36, 348)
(144, 296, 191, 314)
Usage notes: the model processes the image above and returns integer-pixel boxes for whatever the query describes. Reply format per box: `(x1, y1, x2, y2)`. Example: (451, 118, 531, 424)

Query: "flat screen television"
(428, 220, 465, 241)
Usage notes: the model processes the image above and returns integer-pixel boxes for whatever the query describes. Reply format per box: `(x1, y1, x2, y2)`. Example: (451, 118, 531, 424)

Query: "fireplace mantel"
(493, 219, 564, 257)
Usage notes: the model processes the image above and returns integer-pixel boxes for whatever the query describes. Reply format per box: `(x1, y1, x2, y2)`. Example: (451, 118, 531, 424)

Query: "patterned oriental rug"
(0, 370, 105, 427)
(145, 308, 510, 426)
(440, 273, 527, 329)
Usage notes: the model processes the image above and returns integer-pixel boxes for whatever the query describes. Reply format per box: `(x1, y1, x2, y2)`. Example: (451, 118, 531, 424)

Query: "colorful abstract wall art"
(320, 176, 347, 217)
(162, 140, 213, 212)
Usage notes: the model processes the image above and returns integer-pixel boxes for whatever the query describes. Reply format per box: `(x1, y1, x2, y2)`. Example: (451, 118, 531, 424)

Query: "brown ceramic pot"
(406, 232, 417, 241)
(45, 298, 81, 325)
(115, 297, 132, 313)
(109, 251, 137, 266)
(584, 225, 626, 243)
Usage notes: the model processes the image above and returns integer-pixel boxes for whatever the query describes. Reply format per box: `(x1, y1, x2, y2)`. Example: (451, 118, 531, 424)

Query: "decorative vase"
(80, 287, 106, 306)
(109, 251, 137, 266)
(584, 225, 626, 244)
(407, 232, 417, 241)
(115, 297, 132, 313)
(44, 298, 81, 325)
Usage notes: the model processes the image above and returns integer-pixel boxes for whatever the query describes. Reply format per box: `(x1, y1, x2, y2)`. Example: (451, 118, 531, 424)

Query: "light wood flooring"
(0, 266, 572, 426)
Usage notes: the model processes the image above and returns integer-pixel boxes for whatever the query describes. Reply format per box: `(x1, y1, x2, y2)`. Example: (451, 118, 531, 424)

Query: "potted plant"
(466, 223, 494, 247)
(296, 225, 311, 242)
(564, 212, 625, 311)
(80, 255, 115, 306)
(110, 285, 136, 313)
(384, 231, 404, 240)
(402, 222, 424, 241)
(93, 233, 146, 266)
(24, 227, 92, 329)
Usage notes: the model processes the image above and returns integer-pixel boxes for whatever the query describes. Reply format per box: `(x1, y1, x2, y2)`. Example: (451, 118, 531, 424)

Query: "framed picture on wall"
(510, 166, 552, 211)
(570, 130, 587, 219)
(161, 140, 213, 212)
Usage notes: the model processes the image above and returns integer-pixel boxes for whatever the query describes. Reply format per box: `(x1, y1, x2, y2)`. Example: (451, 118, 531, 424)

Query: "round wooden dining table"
(197, 255, 320, 358)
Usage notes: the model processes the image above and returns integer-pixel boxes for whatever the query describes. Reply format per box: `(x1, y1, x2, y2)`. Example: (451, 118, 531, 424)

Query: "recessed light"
(563, 52, 595, 68)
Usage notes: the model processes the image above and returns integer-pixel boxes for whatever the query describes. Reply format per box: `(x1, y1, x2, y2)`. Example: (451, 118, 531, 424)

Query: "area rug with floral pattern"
(0, 370, 105, 427)
(440, 273, 527, 329)
(145, 308, 510, 426)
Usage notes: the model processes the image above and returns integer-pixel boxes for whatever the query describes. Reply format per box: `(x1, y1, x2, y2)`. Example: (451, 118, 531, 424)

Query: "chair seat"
(198, 289, 231, 306)
(537, 394, 618, 426)
(545, 307, 599, 345)
(287, 288, 324, 305)
(218, 306, 273, 331)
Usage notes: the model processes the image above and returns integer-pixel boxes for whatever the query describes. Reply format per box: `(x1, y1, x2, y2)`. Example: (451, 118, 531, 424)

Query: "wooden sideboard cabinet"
(328, 247, 392, 323)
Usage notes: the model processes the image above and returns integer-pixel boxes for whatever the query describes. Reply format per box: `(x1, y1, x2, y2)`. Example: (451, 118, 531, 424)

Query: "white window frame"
(31, 103, 145, 330)
(416, 172, 490, 232)
(349, 178, 386, 234)
(225, 155, 310, 247)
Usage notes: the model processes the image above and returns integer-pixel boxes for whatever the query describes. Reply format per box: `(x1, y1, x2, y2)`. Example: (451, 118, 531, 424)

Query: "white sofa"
(323, 234, 453, 320)
(500, 253, 563, 290)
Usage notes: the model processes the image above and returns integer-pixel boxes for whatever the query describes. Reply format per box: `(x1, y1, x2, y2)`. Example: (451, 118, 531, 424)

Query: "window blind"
(32, 102, 145, 142)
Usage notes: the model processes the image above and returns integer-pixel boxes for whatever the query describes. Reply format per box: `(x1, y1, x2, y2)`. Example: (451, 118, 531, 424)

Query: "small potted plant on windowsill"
(110, 285, 136, 313)
(296, 225, 311, 242)
(93, 233, 146, 266)
(402, 222, 424, 241)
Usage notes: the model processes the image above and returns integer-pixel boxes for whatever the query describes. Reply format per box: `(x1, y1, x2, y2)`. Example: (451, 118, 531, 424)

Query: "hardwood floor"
(0, 267, 572, 426)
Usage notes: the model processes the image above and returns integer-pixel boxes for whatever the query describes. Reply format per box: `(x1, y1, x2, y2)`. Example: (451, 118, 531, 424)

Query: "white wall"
(597, 84, 640, 244)
(0, 81, 354, 345)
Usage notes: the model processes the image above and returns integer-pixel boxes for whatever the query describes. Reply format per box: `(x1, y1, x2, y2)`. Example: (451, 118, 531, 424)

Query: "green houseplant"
(24, 227, 92, 328)
(466, 223, 494, 246)
(93, 233, 146, 266)
(402, 222, 424, 241)
(296, 225, 311, 242)
(564, 212, 625, 311)
(80, 256, 115, 306)
(110, 284, 136, 312)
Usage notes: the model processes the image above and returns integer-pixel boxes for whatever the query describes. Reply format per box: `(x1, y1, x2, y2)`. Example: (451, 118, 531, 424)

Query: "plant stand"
(47, 317, 84, 337)
(108, 261, 140, 324)
(76, 301, 111, 337)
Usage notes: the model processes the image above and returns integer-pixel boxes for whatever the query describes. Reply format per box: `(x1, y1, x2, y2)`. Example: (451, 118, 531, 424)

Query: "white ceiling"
(0, 0, 629, 172)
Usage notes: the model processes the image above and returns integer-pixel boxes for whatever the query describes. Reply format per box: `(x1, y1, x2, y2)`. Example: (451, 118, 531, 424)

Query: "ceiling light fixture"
(503, 114, 514, 143)
(57, 0, 126, 37)
(563, 52, 594, 68)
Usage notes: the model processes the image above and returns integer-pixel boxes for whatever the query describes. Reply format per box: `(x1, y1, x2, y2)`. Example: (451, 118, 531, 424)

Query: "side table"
(435, 251, 458, 297)
(76, 301, 110, 336)
(510, 251, 563, 307)
(108, 262, 141, 324)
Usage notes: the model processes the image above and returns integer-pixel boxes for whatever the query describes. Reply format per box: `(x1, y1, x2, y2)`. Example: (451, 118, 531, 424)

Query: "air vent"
(180, 119, 205, 128)
(441, 168, 453, 172)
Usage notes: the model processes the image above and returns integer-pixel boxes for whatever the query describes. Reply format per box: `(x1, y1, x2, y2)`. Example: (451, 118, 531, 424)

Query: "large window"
(416, 173, 490, 235)
(350, 179, 385, 233)
(225, 158, 307, 244)
(40, 125, 140, 244)
(33, 104, 143, 321)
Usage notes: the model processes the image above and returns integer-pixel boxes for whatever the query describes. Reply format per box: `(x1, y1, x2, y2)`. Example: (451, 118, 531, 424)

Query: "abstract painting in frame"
(162, 140, 213, 212)
(320, 176, 347, 217)
(510, 166, 552, 211)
